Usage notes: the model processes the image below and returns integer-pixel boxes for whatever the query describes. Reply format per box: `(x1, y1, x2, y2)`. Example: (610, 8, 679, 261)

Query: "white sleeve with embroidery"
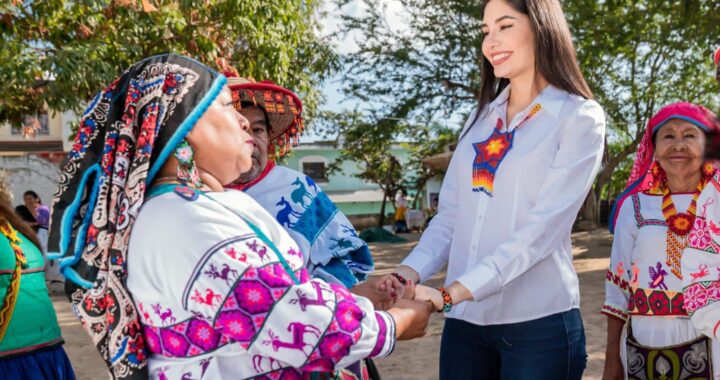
(602, 198, 637, 321)
(455, 100, 605, 301)
(682, 186, 720, 339)
(181, 218, 396, 374)
(131, 191, 396, 379)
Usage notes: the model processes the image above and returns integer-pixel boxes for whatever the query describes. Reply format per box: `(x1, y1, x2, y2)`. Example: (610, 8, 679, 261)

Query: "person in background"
(226, 76, 410, 379)
(394, 190, 409, 234)
(603, 102, 719, 379)
(16, 191, 50, 253)
(225, 76, 398, 298)
(19, 191, 62, 287)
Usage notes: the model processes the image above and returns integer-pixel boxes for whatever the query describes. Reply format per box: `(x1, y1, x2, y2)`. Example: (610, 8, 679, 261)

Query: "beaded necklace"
(0, 221, 28, 341)
(661, 175, 707, 279)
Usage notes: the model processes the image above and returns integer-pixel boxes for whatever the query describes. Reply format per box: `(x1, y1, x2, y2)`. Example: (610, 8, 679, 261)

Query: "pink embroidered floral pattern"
(688, 216, 720, 254)
(142, 242, 392, 378)
(144, 261, 297, 358)
(683, 281, 720, 316)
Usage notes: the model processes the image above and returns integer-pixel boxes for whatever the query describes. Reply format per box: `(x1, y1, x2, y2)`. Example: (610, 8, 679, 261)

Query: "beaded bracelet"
(438, 287, 453, 313)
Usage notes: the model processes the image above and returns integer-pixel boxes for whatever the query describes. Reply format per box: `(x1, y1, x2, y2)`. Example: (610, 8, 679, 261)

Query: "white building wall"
(425, 176, 443, 209)
(0, 155, 61, 208)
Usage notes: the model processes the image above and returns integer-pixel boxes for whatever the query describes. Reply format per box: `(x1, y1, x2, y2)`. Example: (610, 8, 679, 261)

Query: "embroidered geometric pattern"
(628, 288, 686, 317)
(683, 281, 720, 316)
(144, 261, 299, 358)
(601, 304, 628, 321)
(631, 194, 666, 228)
(606, 270, 630, 293)
(471, 104, 541, 196)
(142, 235, 391, 378)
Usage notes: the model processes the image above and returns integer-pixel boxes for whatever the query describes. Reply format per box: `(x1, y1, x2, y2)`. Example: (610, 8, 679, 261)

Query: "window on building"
(302, 162, 328, 182)
(11, 110, 49, 138)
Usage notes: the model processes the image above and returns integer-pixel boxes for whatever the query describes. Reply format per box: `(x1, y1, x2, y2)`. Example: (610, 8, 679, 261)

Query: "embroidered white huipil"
(603, 193, 720, 372)
(126, 189, 395, 379)
(402, 85, 605, 324)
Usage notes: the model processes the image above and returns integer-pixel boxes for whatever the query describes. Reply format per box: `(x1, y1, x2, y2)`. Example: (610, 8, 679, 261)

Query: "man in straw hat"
(225, 76, 408, 304)
(224, 75, 409, 379)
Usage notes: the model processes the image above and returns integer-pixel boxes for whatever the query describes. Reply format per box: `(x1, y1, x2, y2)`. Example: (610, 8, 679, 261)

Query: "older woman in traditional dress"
(48, 53, 432, 380)
(603, 102, 719, 379)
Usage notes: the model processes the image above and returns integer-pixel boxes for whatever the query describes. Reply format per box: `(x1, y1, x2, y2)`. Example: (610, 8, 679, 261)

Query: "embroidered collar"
(227, 160, 277, 192)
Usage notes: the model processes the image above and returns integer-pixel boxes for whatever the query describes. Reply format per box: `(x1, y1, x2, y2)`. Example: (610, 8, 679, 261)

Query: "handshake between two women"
(351, 273, 442, 341)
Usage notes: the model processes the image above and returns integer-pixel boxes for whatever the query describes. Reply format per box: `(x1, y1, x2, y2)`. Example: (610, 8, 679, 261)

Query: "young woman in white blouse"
(395, 0, 606, 378)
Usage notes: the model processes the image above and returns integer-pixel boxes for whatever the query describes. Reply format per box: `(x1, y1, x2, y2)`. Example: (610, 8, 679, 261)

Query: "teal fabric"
(0, 229, 62, 355)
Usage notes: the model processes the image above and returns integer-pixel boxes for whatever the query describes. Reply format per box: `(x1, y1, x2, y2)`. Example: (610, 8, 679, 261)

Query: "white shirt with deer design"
(127, 189, 395, 379)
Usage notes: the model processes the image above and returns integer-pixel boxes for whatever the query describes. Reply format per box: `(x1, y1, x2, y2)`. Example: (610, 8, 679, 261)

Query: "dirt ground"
(54, 229, 613, 379)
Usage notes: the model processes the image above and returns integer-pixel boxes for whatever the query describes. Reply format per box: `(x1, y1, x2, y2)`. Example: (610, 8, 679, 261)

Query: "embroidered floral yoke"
(126, 189, 395, 379)
(603, 191, 720, 371)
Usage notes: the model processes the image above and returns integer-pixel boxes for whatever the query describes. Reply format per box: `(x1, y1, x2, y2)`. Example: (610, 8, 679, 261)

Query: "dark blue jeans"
(439, 309, 587, 380)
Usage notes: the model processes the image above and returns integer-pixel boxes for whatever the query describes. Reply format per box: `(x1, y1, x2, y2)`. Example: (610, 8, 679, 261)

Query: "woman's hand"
(387, 298, 434, 340)
(394, 265, 420, 284)
(601, 347, 624, 380)
(414, 284, 443, 312)
(603, 316, 626, 380)
(351, 274, 407, 310)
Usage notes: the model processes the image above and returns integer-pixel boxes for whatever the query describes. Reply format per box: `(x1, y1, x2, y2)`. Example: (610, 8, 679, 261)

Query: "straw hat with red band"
(608, 102, 718, 233)
(226, 75, 305, 158)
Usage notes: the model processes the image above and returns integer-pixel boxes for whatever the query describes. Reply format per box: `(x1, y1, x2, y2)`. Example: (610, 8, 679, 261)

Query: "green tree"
(317, 109, 456, 226)
(0, 0, 338, 125)
(320, 111, 406, 227)
(404, 122, 457, 209)
(335, 0, 720, 223)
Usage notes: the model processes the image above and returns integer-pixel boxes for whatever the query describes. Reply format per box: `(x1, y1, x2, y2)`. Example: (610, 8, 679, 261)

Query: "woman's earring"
(174, 140, 202, 188)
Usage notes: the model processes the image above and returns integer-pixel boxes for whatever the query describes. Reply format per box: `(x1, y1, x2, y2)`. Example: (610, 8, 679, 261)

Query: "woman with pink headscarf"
(603, 102, 719, 379)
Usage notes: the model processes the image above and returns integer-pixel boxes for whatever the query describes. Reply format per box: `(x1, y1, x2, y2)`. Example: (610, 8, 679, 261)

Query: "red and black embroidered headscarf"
(48, 53, 227, 379)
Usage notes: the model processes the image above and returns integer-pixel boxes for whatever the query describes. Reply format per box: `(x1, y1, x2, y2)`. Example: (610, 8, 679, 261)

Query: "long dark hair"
(23, 190, 41, 204)
(476, 0, 593, 119)
(1, 197, 42, 250)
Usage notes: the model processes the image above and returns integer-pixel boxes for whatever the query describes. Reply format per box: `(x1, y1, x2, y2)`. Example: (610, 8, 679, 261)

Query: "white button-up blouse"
(402, 85, 606, 325)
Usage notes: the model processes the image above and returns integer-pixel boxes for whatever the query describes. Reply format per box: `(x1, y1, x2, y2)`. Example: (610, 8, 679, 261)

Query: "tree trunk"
(581, 192, 597, 221)
(378, 189, 388, 227)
